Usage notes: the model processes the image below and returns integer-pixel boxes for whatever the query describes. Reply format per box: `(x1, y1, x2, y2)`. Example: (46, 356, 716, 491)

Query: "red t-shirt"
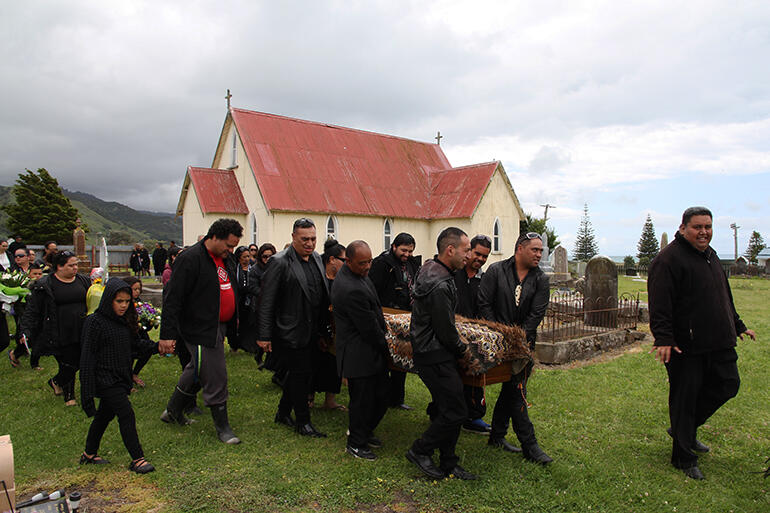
(210, 252, 236, 323)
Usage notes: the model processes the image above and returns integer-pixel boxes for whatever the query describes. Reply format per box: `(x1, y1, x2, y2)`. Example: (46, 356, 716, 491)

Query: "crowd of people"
(2, 205, 756, 481)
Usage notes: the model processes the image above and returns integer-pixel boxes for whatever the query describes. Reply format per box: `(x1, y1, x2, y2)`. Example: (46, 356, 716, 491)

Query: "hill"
(0, 185, 181, 244)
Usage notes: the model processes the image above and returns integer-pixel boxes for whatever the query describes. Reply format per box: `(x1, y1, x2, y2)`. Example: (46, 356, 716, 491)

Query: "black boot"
(211, 403, 241, 444)
(161, 386, 195, 425)
(183, 383, 204, 415)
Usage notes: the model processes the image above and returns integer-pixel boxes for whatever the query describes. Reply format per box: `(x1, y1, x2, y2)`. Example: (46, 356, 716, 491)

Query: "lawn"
(2, 278, 769, 512)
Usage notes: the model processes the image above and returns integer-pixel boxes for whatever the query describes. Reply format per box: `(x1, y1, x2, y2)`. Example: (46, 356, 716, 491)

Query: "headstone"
(539, 232, 554, 272)
(553, 245, 568, 274)
(72, 218, 91, 272)
(584, 255, 618, 328)
(660, 232, 668, 249)
(735, 256, 748, 274)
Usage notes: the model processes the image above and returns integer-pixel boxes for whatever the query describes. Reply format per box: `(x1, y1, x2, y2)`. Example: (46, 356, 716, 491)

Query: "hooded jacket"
(409, 259, 465, 366)
(648, 231, 746, 354)
(79, 278, 158, 416)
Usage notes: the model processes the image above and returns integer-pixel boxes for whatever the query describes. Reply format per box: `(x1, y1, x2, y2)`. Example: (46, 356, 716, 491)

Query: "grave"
(584, 255, 618, 328)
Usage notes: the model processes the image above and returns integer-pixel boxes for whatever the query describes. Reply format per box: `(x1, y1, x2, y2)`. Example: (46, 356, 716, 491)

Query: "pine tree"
(637, 214, 660, 265)
(519, 213, 560, 249)
(573, 203, 599, 261)
(744, 231, 765, 264)
(2, 168, 81, 244)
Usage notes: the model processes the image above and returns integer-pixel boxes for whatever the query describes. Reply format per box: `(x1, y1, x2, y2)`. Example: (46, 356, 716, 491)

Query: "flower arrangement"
(0, 270, 31, 312)
(135, 301, 161, 332)
(0, 270, 31, 289)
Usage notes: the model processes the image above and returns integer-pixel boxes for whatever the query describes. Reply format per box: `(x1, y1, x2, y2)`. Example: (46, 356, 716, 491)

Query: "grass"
(3, 278, 769, 512)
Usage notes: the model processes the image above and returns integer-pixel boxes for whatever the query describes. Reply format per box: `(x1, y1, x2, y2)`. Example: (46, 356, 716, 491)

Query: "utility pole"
(730, 222, 740, 261)
(540, 203, 556, 225)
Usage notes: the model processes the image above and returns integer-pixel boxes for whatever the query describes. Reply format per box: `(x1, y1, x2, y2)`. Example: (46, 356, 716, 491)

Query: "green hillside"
(0, 185, 181, 244)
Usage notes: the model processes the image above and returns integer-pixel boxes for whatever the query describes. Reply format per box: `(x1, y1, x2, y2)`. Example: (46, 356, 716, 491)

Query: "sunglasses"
(524, 232, 540, 239)
(14, 254, 26, 258)
(59, 250, 76, 258)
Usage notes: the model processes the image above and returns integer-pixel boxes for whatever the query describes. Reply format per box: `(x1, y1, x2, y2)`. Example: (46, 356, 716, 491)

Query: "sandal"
(129, 457, 155, 474)
(80, 453, 110, 465)
(8, 350, 19, 368)
(48, 378, 63, 396)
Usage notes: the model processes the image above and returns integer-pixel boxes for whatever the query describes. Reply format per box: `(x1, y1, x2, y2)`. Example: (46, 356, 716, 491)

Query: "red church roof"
(228, 108, 503, 219)
(184, 167, 248, 215)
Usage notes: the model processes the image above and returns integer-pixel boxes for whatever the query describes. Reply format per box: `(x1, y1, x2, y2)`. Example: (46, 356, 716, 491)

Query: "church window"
(231, 131, 237, 168)
(493, 218, 501, 253)
(383, 218, 392, 250)
(251, 213, 258, 245)
(326, 215, 338, 240)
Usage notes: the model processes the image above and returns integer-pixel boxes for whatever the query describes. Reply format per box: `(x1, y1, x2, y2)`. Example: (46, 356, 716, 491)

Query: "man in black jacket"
(152, 242, 168, 281)
(369, 232, 420, 410)
(159, 218, 243, 445)
(406, 227, 478, 480)
(478, 232, 552, 464)
(649, 206, 755, 480)
(258, 218, 330, 438)
(331, 240, 389, 460)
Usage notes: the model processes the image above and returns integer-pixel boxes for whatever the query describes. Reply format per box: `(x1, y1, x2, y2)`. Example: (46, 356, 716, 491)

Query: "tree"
(573, 203, 599, 261)
(2, 168, 80, 244)
(637, 214, 660, 266)
(744, 231, 765, 264)
(519, 213, 560, 249)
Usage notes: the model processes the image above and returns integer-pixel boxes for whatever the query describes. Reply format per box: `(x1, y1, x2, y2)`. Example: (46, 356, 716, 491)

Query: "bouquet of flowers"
(0, 270, 31, 313)
(136, 301, 161, 332)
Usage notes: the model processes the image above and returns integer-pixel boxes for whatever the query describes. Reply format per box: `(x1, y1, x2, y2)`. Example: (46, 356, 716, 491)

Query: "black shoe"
(462, 419, 492, 435)
(443, 465, 479, 480)
(682, 465, 705, 480)
(522, 443, 553, 465)
(405, 449, 444, 480)
(488, 437, 522, 453)
(185, 405, 204, 416)
(296, 423, 327, 438)
(274, 412, 296, 428)
(392, 403, 413, 411)
(667, 428, 710, 453)
(80, 453, 110, 465)
(210, 403, 241, 444)
(346, 445, 377, 460)
(367, 436, 383, 449)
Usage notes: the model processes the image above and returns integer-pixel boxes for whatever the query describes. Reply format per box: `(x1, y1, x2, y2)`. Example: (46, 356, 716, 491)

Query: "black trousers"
(53, 344, 80, 401)
(665, 347, 740, 468)
(490, 368, 537, 447)
(347, 370, 389, 449)
(388, 369, 407, 406)
(411, 360, 467, 471)
(464, 385, 486, 420)
(278, 345, 313, 425)
(85, 387, 143, 460)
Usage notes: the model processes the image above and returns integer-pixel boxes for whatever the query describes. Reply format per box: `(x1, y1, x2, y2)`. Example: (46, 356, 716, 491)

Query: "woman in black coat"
(21, 251, 90, 405)
(79, 277, 158, 473)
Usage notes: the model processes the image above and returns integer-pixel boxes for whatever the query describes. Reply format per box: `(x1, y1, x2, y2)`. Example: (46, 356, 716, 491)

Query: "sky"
(1, 1, 769, 257)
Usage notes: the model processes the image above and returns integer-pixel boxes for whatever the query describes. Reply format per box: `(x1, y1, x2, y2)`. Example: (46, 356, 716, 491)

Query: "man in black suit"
(258, 218, 330, 438)
(331, 240, 390, 460)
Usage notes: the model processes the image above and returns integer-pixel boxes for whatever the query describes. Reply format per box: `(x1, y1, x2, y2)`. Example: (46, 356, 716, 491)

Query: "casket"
(382, 308, 531, 385)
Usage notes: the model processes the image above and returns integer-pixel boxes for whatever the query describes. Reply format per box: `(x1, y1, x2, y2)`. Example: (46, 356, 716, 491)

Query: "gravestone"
(660, 232, 668, 249)
(553, 245, 568, 274)
(584, 255, 618, 328)
(72, 218, 91, 273)
(735, 256, 748, 274)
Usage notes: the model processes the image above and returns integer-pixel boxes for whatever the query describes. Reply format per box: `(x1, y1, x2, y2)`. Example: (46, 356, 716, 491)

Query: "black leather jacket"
(257, 245, 330, 350)
(368, 250, 420, 311)
(409, 259, 465, 366)
(478, 256, 550, 349)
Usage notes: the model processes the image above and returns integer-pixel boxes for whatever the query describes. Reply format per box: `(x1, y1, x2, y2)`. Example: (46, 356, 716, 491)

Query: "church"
(177, 106, 525, 263)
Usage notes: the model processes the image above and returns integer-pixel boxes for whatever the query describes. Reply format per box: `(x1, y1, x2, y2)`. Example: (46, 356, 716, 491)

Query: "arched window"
(383, 218, 392, 250)
(251, 213, 258, 245)
(231, 130, 238, 168)
(493, 218, 501, 253)
(326, 215, 338, 240)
